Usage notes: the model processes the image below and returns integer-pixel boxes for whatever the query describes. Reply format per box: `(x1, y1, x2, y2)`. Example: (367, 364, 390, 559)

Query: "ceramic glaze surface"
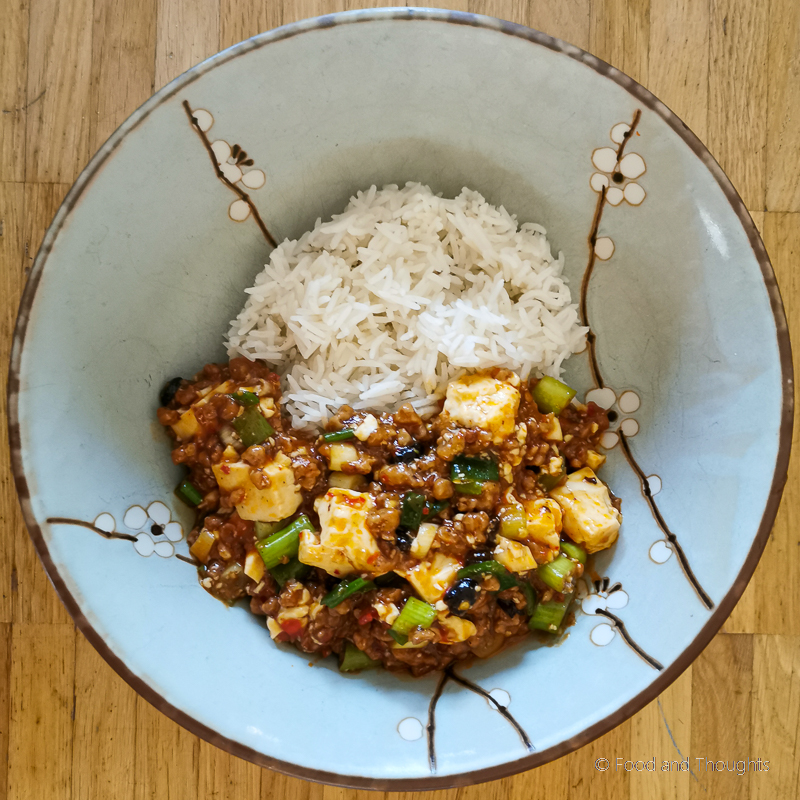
(8, 8, 791, 790)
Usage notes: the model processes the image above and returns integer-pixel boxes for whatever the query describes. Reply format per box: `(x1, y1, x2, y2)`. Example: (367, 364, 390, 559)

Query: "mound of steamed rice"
(226, 182, 587, 429)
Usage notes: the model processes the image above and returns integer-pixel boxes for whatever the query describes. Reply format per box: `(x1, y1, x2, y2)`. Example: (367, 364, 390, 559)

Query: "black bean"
(466, 548, 493, 565)
(159, 377, 184, 407)
(497, 597, 519, 617)
(444, 578, 480, 617)
(395, 527, 415, 552)
(393, 444, 422, 463)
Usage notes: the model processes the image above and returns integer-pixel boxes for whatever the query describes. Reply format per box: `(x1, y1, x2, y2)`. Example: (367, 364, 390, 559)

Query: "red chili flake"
(366, 552, 379, 564)
(281, 618, 303, 638)
(221, 464, 230, 474)
(358, 610, 375, 626)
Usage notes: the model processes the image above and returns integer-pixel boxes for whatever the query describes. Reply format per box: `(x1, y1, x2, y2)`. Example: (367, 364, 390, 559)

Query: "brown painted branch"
(46, 517, 138, 543)
(595, 608, 664, 670)
(182, 100, 278, 248)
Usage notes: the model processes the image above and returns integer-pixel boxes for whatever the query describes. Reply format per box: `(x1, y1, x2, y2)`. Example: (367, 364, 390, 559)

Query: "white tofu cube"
(443, 372, 520, 442)
(550, 467, 621, 553)
(399, 553, 461, 604)
(299, 488, 384, 577)
(211, 453, 301, 522)
(521, 498, 562, 551)
(493, 535, 537, 573)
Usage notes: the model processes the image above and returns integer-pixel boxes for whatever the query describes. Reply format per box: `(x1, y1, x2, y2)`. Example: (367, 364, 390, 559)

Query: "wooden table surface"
(2, 1, 799, 798)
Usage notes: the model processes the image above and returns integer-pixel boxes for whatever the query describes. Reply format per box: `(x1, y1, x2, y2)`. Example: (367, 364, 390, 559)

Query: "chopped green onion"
(499, 505, 527, 539)
(532, 376, 576, 415)
(451, 456, 499, 483)
(390, 597, 437, 640)
(454, 479, 484, 495)
(340, 642, 380, 672)
(322, 429, 356, 443)
(422, 499, 449, 518)
(537, 555, 578, 593)
(457, 561, 517, 591)
(399, 492, 426, 530)
(269, 557, 310, 588)
(321, 576, 376, 608)
(529, 596, 572, 632)
(538, 466, 566, 491)
(517, 581, 537, 615)
(175, 478, 202, 506)
(388, 629, 408, 645)
(256, 515, 313, 570)
(560, 541, 587, 565)
(230, 390, 260, 406)
(255, 520, 284, 540)
(233, 406, 274, 447)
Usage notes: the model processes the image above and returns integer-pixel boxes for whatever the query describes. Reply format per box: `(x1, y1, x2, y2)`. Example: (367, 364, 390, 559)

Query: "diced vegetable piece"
(233, 406, 274, 447)
(321, 576, 376, 608)
(560, 541, 587, 565)
(339, 642, 381, 672)
(538, 463, 566, 491)
(451, 456, 499, 483)
(269, 557, 310, 588)
(390, 597, 437, 641)
(322, 429, 356, 443)
(244, 550, 265, 582)
(189, 528, 217, 563)
(499, 505, 526, 539)
(537, 554, 578, 593)
(327, 443, 358, 471)
(399, 492, 426, 531)
(456, 560, 517, 591)
(328, 472, 367, 491)
(230, 390, 260, 406)
(256, 515, 313, 570)
(422, 499, 448, 518)
(175, 478, 202, 507)
(453, 479, 484, 496)
(255, 521, 284, 539)
(532, 376, 576, 415)
(529, 596, 572, 632)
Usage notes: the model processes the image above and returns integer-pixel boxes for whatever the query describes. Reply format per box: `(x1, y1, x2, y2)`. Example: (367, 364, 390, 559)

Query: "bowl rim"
(6, 6, 794, 790)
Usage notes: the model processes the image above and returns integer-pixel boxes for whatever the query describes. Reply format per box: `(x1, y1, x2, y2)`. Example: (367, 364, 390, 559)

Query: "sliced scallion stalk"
(255, 520, 284, 540)
(269, 557, 310, 588)
(457, 560, 516, 591)
(256, 515, 312, 570)
(399, 492, 426, 530)
(339, 642, 381, 672)
(390, 597, 437, 640)
(321, 576, 376, 608)
(529, 596, 572, 632)
(537, 555, 578, 593)
(175, 478, 202, 506)
(560, 541, 587, 565)
(499, 505, 526, 539)
(532, 376, 576, 415)
(422, 499, 448, 519)
(233, 406, 274, 447)
(322, 429, 356, 443)
(451, 456, 499, 483)
(517, 581, 537, 615)
(230, 390, 259, 406)
(453, 479, 484, 496)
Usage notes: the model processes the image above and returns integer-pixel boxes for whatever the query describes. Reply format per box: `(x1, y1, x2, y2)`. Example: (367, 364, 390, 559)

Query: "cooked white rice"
(226, 182, 587, 429)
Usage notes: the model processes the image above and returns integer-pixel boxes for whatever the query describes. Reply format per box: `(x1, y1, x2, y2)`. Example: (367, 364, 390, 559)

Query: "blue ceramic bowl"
(8, 8, 792, 789)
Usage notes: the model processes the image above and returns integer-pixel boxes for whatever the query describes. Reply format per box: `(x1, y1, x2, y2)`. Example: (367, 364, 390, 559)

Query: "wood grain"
(2, 2, 800, 799)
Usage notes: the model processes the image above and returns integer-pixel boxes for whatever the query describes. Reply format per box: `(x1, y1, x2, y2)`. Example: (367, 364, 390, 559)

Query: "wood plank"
(629, 667, 692, 800)
(133, 695, 200, 800)
(527, 0, 591, 51)
(766, 0, 800, 212)
(690, 633, 753, 800)
(648, 0, 709, 142)
(7, 624, 76, 800)
(750, 635, 800, 799)
(11, 182, 74, 627)
(0, 0, 29, 181)
(262, 771, 327, 800)
(154, 0, 220, 91)
(469, 1, 528, 26)
(71, 632, 137, 800)
(567, 716, 633, 799)
(0, 182, 26, 626)
(589, 0, 650, 87)
(197, 739, 262, 798)
(750, 212, 800, 636)
(708, 0, 769, 211)
(89, 0, 157, 154)
(25, 0, 94, 183)
(0, 624, 11, 800)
